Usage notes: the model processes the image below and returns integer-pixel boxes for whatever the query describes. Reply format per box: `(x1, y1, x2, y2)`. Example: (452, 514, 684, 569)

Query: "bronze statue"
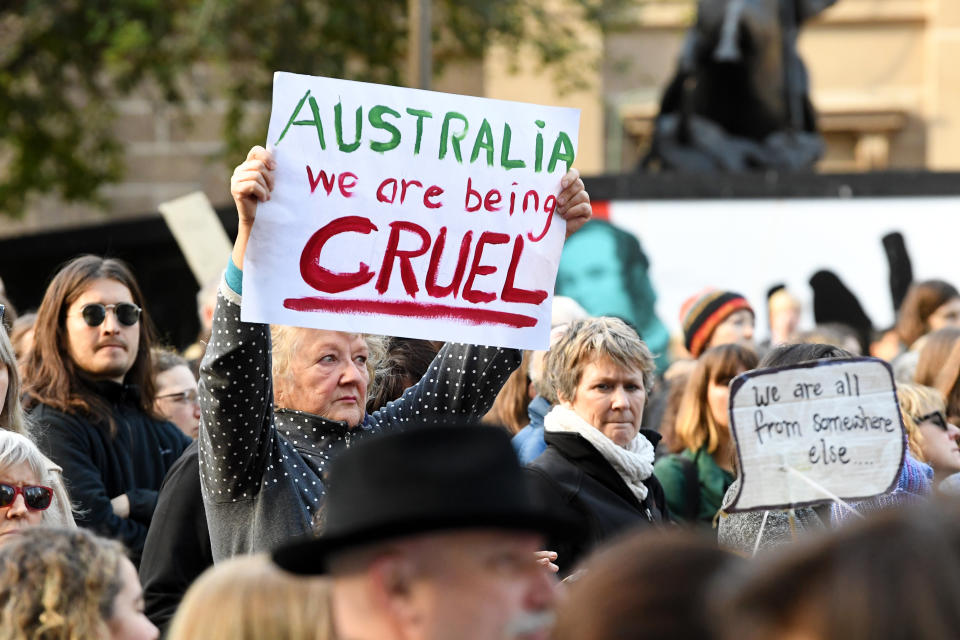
(643, 0, 836, 172)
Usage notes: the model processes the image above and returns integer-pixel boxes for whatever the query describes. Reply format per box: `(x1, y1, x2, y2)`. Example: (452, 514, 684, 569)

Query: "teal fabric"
(225, 258, 243, 295)
(654, 446, 734, 526)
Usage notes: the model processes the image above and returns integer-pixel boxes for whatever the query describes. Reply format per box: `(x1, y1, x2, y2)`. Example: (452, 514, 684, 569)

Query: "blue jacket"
(512, 395, 551, 463)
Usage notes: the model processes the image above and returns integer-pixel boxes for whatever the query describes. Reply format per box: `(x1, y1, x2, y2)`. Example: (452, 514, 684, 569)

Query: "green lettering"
(406, 108, 433, 155)
(335, 101, 362, 152)
(470, 119, 495, 166)
(275, 90, 325, 149)
(547, 131, 575, 173)
(439, 112, 469, 163)
(534, 120, 545, 172)
(500, 123, 526, 170)
(368, 105, 402, 153)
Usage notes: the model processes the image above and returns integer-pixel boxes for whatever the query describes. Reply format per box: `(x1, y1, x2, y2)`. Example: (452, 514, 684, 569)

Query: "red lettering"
(339, 172, 358, 197)
(501, 235, 547, 305)
(465, 177, 482, 212)
(377, 178, 398, 203)
(300, 216, 378, 293)
(307, 166, 336, 196)
(484, 189, 502, 212)
(424, 185, 444, 209)
(376, 221, 432, 296)
(426, 227, 472, 299)
(528, 197, 557, 243)
(462, 232, 509, 304)
(400, 179, 423, 203)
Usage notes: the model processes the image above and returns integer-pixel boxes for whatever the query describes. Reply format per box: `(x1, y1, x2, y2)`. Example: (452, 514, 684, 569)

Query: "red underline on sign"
(283, 297, 538, 329)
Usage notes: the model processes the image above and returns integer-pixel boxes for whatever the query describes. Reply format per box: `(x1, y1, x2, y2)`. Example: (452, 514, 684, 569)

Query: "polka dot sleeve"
(368, 342, 522, 430)
(197, 281, 276, 503)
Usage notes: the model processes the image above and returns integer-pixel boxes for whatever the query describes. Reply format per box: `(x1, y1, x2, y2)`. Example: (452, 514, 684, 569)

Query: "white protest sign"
(241, 72, 581, 349)
(725, 357, 905, 512)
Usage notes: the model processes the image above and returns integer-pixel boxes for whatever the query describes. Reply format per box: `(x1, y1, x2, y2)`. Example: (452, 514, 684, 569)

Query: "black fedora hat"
(273, 421, 575, 575)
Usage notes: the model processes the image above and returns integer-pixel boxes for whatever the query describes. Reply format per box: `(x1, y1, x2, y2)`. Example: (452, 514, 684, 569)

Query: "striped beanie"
(680, 289, 753, 358)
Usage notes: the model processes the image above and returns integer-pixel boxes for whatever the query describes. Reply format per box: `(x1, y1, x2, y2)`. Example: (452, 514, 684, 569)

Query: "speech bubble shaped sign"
(725, 357, 905, 512)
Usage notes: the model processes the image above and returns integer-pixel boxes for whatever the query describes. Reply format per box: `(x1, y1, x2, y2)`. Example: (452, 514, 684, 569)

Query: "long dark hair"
(23, 256, 160, 435)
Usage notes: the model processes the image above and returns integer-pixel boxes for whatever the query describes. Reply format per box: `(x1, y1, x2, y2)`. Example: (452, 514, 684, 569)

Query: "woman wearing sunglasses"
(898, 383, 960, 487)
(0, 430, 75, 546)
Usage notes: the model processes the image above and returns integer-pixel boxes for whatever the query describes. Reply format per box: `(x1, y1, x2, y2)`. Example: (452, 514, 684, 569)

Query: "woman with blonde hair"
(897, 382, 960, 486)
(915, 327, 960, 422)
(654, 344, 758, 525)
(0, 527, 157, 640)
(167, 554, 333, 640)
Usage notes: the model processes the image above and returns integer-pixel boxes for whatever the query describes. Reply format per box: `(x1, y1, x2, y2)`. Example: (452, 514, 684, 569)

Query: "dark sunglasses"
(917, 410, 949, 430)
(0, 483, 54, 511)
(79, 302, 141, 327)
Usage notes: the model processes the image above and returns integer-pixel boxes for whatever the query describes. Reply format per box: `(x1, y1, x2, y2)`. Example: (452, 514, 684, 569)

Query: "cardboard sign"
(241, 72, 581, 349)
(725, 358, 905, 512)
(159, 191, 233, 287)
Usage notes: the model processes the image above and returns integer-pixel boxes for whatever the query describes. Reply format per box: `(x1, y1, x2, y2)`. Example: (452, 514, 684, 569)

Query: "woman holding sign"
(654, 344, 758, 526)
(526, 317, 666, 574)
(195, 145, 592, 562)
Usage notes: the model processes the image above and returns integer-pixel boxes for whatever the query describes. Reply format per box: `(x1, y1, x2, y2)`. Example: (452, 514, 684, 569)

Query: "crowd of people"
(3, 144, 960, 639)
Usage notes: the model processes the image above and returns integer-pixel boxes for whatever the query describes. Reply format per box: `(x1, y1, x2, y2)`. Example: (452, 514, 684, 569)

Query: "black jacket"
(526, 429, 667, 574)
(33, 381, 191, 563)
(139, 441, 210, 636)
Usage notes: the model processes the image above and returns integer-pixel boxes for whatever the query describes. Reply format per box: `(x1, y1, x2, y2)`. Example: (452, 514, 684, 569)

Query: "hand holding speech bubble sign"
(725, 357, 905, 513)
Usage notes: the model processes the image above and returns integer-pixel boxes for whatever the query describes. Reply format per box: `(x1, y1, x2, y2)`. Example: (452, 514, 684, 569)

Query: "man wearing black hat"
(273, 422, 572, 640)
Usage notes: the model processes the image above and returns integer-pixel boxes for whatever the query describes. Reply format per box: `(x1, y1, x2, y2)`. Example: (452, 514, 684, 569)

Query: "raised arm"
(197, 146, 278, 504)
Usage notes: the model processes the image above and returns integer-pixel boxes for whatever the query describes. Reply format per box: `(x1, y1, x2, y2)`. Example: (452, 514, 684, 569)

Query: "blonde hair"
(167, 554, 333, 640)
(546, 317, 655, 405)
(0, 431, 75, 528)
(896, 383, 946, 463)
(674, 344, 758, 454)
(0, 527, 126, 640)
(0, 328, 30, 438)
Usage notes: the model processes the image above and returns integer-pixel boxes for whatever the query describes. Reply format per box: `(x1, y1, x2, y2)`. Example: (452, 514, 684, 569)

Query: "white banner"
(726, 357, 905, 512)
(242, 72, 580, 349)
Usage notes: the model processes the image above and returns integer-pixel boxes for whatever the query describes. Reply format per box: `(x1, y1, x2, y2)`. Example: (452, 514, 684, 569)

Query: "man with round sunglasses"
(24, 255, 191, 564)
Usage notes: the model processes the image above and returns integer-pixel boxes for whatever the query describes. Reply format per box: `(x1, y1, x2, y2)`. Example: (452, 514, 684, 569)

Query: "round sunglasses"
(0, 483, 54, 511)
(78, 302, 142, 327)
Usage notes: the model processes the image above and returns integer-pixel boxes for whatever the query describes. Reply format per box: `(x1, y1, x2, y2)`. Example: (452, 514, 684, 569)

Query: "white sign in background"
(726, 358, 905, 512)
(609, 198, 960, 338)
(242, 72, 580, 350)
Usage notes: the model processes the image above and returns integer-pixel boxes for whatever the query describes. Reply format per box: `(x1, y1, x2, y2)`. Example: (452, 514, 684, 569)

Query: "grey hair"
(0, 431, 77, 527)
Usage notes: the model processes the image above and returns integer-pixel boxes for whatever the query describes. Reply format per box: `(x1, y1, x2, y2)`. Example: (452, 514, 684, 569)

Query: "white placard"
(726, 357, 905, 512)
(241, 72, 581, 349)
(159, 191, 233, 287)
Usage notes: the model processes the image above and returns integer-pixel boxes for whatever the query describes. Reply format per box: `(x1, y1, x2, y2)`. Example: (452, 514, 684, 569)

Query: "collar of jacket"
(543, 428, 663, 509)
(274, 408, 373, 455)
(83, 377, 142, 405)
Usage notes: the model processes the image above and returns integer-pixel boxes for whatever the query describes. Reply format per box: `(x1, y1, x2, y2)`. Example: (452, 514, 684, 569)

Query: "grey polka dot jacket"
(198, 281, 521, 561)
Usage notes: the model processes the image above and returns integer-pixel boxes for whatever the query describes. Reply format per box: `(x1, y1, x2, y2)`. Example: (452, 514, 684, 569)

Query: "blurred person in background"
(915, 327, 960, 422)
(23, 256, 190, 563)
(484, 351, 535, 435)
(527, 317, 666, 574)
(0, 527, 157, 640)
(167, 554, 332, 640)
(654, 344, 758, 526)
(151, 348, 201, 439)
(553, 530, 741, 640)
(718, 504, 960, 640)
(896, 279, 960, 351)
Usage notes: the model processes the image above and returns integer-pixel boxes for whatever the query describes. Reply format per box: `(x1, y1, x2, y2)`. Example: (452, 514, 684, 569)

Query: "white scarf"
(544, 404, 656, 503)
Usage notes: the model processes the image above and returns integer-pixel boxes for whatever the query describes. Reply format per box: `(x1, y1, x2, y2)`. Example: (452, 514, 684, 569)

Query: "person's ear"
(368, 553, 424, 635)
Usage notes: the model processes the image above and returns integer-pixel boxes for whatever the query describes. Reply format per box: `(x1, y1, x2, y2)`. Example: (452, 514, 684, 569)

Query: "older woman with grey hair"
(526, 317, 666, 574)
(0, 431, 76, 545)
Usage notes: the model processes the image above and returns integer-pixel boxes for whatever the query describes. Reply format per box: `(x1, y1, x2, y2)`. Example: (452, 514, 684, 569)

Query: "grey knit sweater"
(198, 282, 521, 561)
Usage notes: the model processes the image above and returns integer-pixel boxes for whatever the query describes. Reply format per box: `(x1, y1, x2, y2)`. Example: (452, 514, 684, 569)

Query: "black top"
(33, 381, 191, 563)
(526, 429, 667, 575)
(139, 441, 210, 636)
